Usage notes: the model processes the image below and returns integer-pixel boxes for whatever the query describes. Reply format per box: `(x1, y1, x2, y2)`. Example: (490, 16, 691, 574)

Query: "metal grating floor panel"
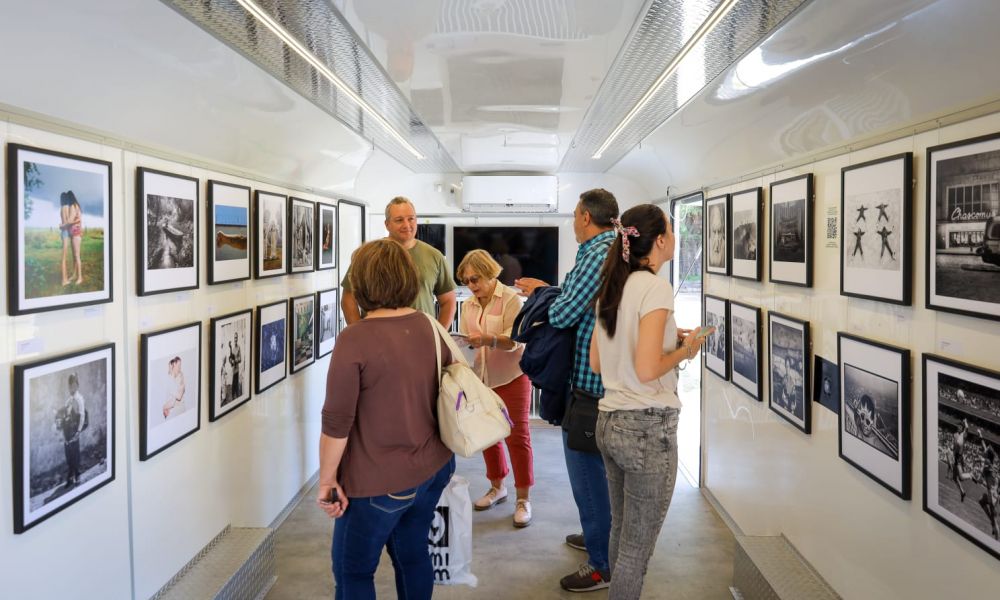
(733, 535, 840, 600)
(155, 527, 274, 600)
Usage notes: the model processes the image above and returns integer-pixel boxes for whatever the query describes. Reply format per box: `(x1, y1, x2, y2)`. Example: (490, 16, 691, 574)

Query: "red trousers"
(483, 374, 534, 488)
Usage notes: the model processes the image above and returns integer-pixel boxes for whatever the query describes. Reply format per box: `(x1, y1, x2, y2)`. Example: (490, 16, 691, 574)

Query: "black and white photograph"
(704, 294, 729, 379)
(254, 191, 287, 279)
(209, 309, 252, 421)
(927, 132, 1000, 321)
(731, 187, 763, 281)
(841, 153, 913, 304)
(7, 144, 113, 315)
(838, 332, 910, 499)
(207, 180, 251, 284)
(705, 194, 730, 275)
(12, 344, 115, 533)
(140, 322, 201, 460)
(136, 168, 199, 295)
(768, 312, 811, 433)
(316, 287, 339, 358)
(813, 355, 840, 415)
(256, 300, 288, 393)
(290, 294, 316, 373)
(770, 174, 813, 287)
(729, 301, 762, 400)
(315, 202, 337, 271)
(923, 354, 1000, 559)
(289, 197, 314, 273)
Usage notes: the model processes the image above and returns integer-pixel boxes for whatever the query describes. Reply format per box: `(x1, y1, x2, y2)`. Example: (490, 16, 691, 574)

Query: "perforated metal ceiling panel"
(161, 0, 460, 173)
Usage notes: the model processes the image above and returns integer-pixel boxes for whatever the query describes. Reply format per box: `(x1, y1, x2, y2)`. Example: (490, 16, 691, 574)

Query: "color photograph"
(140, 323, 201, 460)
(207, 180, 251, 284)
(256, 300, 288, 393)
(290, 294, 315, 373)
(137, 168, 199, 295)
(210, 309, 252, 420)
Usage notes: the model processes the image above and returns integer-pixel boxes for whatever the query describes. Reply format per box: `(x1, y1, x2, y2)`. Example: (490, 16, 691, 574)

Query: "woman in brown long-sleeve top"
(317, 238, 454, 600)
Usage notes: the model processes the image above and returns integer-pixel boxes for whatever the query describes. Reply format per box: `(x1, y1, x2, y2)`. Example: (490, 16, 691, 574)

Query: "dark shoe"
(560, 562, 610, 592)
(565, 533, 586, 552)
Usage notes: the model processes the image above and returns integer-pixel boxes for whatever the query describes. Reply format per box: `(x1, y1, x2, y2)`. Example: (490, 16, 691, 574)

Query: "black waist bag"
(565, 388, 601, 454)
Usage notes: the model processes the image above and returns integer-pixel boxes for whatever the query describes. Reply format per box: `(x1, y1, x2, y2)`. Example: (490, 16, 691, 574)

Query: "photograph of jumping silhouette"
(769, 174, 813, 287)
(924, 354, 1000, 559)
(731, 187, 763, 280)
(841, 153, 913, 305)
(12, 344, 115, 533)
(838, 333, 911, 499)
(140, 322, 201, 460)
(289, 197, 315, 273)
(137, 168, 199, 296)
(210, 309, 252, 421)
(927, 133, 1000, 321)
(207, 180, 251, 284)
(705, 194, 730, 275)
(768, 312, 811, 434)
(254, 191, 287, 279)
(704, 295, 729, 380)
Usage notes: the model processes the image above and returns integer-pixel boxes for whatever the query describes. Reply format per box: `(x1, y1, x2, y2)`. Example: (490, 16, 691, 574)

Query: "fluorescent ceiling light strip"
(235, 0, 425, 160)
(591, 0, 740, 159)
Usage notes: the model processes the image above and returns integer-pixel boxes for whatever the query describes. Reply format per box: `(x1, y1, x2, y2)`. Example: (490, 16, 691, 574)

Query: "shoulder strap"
(426, 313, 443, 383)
(423, 312, 469, 368)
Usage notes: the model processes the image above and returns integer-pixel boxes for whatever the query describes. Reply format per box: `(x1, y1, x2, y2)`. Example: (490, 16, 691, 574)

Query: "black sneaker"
(565, 533, 586, 552)
(560, 562, 610, 592)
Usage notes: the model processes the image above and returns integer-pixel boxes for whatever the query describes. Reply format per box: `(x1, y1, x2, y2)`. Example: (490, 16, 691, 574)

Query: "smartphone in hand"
(695, 326, 717, 340)
(320, 487, 340, 505)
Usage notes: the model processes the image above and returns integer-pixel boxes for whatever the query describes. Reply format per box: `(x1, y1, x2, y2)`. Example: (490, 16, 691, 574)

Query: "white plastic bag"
(428, 474, 477, 586)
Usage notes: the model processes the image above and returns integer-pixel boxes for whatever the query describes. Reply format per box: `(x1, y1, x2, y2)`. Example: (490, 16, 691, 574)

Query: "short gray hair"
(384, 196, 415, 220)
(578, 188, 619, 227)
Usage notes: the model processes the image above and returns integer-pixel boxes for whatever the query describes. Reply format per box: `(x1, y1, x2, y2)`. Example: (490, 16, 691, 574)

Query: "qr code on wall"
(826, 216, 838, 240)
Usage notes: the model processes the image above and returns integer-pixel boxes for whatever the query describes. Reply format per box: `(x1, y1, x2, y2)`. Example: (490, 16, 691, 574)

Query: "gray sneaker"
(560, 562, 610, 592)
(564, 533, 586, 552)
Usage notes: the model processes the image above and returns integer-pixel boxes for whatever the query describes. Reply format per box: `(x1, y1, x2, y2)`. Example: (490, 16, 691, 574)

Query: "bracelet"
(686, 344, 694, 360)
(491, 335, 498, 349)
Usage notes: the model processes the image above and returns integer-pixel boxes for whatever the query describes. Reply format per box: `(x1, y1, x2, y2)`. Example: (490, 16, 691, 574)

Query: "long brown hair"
(593, 204, 668, 338)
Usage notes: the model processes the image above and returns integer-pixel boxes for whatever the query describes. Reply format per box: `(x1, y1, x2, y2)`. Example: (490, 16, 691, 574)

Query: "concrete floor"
(266, 422, 735, 599)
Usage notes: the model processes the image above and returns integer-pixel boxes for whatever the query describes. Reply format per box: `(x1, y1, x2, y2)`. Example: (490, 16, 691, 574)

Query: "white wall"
(701, 112, 1000, 599)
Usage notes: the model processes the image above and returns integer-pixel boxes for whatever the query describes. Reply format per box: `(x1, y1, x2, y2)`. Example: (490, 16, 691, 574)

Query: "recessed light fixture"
(591, 0, 740, 159)
(234, 0, 425, 160)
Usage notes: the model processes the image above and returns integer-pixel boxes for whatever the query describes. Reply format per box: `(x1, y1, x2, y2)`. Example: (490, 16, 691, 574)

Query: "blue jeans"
(331, 457, 456, 600)
(562, 429, 611, 572)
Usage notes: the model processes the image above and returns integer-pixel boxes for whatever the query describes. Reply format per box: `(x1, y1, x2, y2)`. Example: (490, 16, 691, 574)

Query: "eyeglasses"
(460, 275, 483, 286)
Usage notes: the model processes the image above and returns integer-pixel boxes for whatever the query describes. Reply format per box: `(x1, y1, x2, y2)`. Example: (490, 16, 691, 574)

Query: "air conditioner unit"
(461, 175, 558, 213)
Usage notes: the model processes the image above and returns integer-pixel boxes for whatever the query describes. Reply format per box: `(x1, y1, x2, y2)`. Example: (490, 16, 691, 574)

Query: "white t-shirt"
(596, 271, 679, 411)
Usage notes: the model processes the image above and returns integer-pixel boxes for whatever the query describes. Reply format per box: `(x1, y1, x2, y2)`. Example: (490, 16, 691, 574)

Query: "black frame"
(289, 293, 316, 374)
(837, 332, 911, 500)
(288, 197, 315, 274)
(703, 294, 730, 380)
(209, 308, 253, 421)
(705, 193, 731, 276)
(767, 311, 811, 434)
(922, 353, 1000, 561)
(728, 300, 762, 401)
(136, 167, 200, 296)
(337, 198, 367, 274)
(7, 143, 114, 315)
(769, 173, 814, 287)
(139, 322, 202, 460)
(316, 287, 340, 359)
(840, 152, 913, 305)
(925, 131, 1000, 321)
(12, 343, 116, 533)
(255, 299, 288, 394)
(813, 355, 840, 415)
(253, 190, 288, 279)
(315, 202, 338, 271)
(206, 179, 252, 285)
(730, 186, 763, 281)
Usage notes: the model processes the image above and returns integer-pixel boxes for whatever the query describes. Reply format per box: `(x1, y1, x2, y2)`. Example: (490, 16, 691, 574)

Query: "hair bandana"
(611, 217, 640, 261)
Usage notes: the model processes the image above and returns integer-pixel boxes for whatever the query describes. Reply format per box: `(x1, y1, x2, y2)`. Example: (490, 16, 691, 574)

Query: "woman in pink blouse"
(457, 249, 535, 527)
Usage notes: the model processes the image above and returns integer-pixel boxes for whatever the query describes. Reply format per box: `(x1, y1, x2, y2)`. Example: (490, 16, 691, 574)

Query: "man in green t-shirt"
(341, 197, 456, 328)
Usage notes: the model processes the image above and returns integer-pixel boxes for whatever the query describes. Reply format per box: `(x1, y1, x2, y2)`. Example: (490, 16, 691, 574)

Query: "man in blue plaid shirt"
(516, 188, 618, 592)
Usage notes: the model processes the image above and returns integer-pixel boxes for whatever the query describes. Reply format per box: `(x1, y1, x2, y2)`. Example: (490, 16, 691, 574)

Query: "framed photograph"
(838, 333, 911, 499)
(139, 322, 201, 460)
(841, 153, 913, 304)
(768, 312, 811, 433)
(316, 287, 339, 358)
(136, 168, 199, 296)
(290, 294, 316, 373)
(209, 309, 252, 421)
(813, 355, 840, 415)
(12, 343, 115, 533)
(729, 301, 762, 400)
(315, 202, 337, 270)
(769, 173, 814, 287)
(731, 187, 763, 281)
(255, 300, 288, 393)
(254, 191, 287, 279)
(289, 197, 315, 273)
(207, 180, 251, 285)
(923, 354, 1000, 560)
(705, 194, 730, 276)
(926, 132, 1000, 321)
(703, 294, 729, 379)
(7, 144, 113, 315)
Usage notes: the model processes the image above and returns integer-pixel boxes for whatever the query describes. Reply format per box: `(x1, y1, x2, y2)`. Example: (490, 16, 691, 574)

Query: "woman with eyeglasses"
(456, 249, 535, 528)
